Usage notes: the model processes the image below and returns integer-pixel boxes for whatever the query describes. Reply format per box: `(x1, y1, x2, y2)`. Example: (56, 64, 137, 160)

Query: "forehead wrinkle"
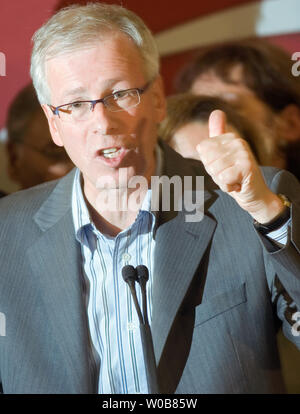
(62, 78, 128, 101)
(46, 35, 147, 105)
(61, 86, 87, 102)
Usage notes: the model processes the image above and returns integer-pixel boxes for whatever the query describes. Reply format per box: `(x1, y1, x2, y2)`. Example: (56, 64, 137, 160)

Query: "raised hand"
(196, 110, 285, 224)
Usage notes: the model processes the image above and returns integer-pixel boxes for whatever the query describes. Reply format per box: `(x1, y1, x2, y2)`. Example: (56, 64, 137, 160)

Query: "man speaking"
(0, 3, 299, 394)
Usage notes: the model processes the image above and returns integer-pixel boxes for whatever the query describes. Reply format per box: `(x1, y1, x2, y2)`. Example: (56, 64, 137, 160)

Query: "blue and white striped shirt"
(71, 148, 162, 394)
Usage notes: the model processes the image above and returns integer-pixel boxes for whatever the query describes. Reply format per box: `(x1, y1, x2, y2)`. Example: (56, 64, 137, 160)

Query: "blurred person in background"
(159, 93, 260, 161)
(6, 83, 73, 190)
(175, 40, 300, 179)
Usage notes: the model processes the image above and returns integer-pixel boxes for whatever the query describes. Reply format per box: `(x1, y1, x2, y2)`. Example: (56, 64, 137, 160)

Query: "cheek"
(56, 123, 89, 161)
(170, 137, 195, 158)
(135, 118, 158, 158)
(135, 114, 156, 136)
(122, 106, 158, 148)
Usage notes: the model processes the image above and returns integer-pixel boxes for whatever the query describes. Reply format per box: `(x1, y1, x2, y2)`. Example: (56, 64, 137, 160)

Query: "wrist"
(251, 193, 287, 225)
(253, 194, 291, 234)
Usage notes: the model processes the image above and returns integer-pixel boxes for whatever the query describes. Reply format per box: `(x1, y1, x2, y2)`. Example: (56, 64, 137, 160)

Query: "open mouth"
(100, 147, 122, 159)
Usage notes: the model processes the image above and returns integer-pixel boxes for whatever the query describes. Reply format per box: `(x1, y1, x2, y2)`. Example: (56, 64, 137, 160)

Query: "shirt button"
(122, 252, 131, 262)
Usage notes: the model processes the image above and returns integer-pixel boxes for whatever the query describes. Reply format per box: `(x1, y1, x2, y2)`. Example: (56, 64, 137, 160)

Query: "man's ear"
(151, 75, 167, 123)
(277, 104, 300, 142)
(41, 104, 64, 147)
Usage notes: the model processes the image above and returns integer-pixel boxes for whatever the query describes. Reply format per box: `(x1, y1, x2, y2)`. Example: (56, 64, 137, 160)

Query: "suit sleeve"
(258, 169, 300, 348)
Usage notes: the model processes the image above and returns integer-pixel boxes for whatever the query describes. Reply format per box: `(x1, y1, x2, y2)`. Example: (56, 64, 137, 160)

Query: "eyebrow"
(61, 87, 88, 102)
(61, 79, 125, 103)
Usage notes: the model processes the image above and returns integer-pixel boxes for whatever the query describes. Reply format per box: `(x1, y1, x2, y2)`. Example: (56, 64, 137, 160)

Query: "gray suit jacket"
(0, 142, 299, 394)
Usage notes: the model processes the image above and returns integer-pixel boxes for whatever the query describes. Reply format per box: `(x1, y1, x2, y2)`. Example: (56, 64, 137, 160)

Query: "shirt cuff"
(264, 218, 291, 248)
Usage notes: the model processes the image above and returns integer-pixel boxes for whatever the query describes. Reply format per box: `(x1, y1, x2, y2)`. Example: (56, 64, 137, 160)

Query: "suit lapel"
(152, 210, 216, 364)
(151, 142, 218, 364)
(26, 169, 95, 392)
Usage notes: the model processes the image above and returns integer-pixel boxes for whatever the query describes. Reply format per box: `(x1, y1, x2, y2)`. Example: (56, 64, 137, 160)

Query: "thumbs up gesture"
(196, 110, 285, 224)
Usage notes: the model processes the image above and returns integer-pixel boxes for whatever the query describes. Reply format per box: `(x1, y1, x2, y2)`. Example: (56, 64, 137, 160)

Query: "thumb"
(208, 110, 227, 138)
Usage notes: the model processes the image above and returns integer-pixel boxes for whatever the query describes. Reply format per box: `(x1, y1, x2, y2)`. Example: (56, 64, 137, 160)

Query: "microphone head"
(122, 265, 138, 283)
(136, 265, 149, 282)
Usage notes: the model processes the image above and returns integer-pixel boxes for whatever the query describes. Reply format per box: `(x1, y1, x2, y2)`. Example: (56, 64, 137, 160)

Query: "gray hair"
(30, 3, 160, 104)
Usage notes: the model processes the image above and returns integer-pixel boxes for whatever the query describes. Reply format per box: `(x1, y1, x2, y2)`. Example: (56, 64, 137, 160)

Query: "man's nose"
(92, 102, 119, 134)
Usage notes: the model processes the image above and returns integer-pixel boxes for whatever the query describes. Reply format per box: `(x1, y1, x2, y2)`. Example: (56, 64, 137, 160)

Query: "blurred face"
(170, 120, 243, 160)
(190, 67, 286, 167)
(43, 34, 166, 202)
(190, 67, 273, 126)
(8, 109, 73, 189)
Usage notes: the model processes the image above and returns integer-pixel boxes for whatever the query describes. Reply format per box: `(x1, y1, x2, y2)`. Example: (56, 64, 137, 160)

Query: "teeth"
(102, 148, 121, 158)
(102, 147, 118, 154)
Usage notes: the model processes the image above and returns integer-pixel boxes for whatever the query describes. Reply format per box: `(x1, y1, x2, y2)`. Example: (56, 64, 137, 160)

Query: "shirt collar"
(72, 169, 92, 243)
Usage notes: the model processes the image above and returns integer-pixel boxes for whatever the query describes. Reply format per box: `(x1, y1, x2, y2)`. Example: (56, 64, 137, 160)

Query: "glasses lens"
(106, 89, 140, 112)
(59, 102, 91, 122)
(56, 88, 142, 122)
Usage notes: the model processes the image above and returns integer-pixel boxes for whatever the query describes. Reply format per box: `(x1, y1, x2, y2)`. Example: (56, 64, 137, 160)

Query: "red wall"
(0, 0, 58, 127)
(0, 0, 299, 129)
(56, 0, 256, 33)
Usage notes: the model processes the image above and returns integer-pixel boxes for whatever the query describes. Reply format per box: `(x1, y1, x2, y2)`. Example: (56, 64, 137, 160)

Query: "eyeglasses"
(49, 80, 152, 123)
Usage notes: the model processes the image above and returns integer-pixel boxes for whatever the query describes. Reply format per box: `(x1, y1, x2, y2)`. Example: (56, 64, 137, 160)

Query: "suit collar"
(33, 167, 76, 232)
(156, 140, 216, 225)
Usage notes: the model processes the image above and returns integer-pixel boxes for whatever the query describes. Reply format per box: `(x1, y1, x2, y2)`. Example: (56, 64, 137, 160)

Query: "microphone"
(136, 265, 159, 394)
(136, 265, 149, 325)
(121, 265, 143, 325)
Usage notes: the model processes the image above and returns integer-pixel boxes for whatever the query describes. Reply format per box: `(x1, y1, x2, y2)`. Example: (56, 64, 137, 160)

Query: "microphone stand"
(136, 265, 159, 394)
(122, 265, 159, 394)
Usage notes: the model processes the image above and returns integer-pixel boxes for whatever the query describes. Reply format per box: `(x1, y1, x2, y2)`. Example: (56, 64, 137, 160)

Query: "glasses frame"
(48, 80, 153, 120)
